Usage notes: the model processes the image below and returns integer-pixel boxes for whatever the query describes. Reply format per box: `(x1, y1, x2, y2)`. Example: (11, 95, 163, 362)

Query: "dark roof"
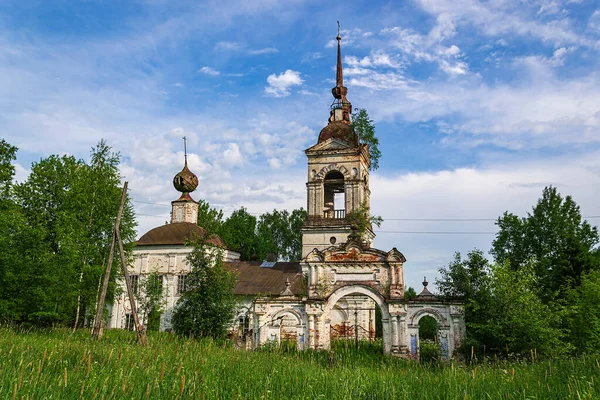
(137, 222, 225, 247)
(224, 262, 304, 296)
(318, 121, 358, 144)
(414, 285, 438, 301)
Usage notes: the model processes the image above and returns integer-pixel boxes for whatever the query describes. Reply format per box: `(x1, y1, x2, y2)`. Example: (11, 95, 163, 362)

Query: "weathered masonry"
(108, 26, 465, 358)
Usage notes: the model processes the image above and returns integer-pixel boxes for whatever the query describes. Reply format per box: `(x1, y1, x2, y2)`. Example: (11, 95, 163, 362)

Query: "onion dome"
(173, 136, 198, 193)
(173, 163, 198, 193)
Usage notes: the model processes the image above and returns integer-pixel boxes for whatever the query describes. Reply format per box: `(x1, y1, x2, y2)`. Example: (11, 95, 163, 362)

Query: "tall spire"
(330, 21, 351, 124)
(336, 21, 343, 88)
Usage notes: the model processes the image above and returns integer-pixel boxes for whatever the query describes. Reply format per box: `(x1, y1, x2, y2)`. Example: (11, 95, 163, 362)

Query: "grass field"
(0, 328, 598, 399)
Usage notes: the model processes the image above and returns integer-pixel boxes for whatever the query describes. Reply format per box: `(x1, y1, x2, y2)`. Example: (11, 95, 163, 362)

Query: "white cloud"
(268, 158, 282, 169)
(348, 71, 411, 90)
(413, 0, 590, 47)
(215, 41, 279, 56)
(369, 151, 600, 289)
(590, 10, 600, 32)
(381, 25, 469, 76)
(346, 50, 404, 69)
(248, 47, 279, 55)
(353, 49, 600, 149)
(549, 46, 571, 66)
(12, 163, 30, 183)
(438, 59, 469, 75)
(325, 28, 373, 48)
(214, 41, 243, 51)
(264, 69, 303, 97)
(299, 89, 318, 96)
(222, 143, 243, 167)
(198, 66, 220, 76)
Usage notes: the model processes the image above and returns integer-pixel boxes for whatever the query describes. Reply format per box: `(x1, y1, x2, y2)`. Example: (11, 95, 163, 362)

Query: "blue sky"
(2, 0, 600, 289)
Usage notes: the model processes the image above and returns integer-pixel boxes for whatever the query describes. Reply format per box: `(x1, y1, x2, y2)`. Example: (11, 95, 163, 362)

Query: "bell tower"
(301, 23, 374, 258)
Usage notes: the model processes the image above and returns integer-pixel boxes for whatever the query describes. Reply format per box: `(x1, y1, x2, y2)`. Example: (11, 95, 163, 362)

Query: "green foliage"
(351, 108, 381, 170)
(195, 200, 306, 262)
(255, 208, 306, 262)
(196, 199, 224, 234)
(135, 271, 167, 331)
(439, 187, 600, 357)
(172, 233, 239, 339)
(419, 316, 438, 341)
(419, 341, 439, 363)
(219, 207, 257, 261)
(487, 261, 565, 357)
(438, 249, 565, 358)
(437, 250, 498, 354)
(0, 138, 17, 197)
(346, 200, 382, 239)
(492, 186, 599, 302)
(564, 270, 600, 353)
(2, 329, 600, 399)
(404, 286, 417, 301)
(0, 139, 136, 327)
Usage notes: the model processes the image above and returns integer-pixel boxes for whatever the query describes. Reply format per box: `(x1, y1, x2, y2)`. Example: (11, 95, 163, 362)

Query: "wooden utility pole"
(91, 183, 127, 340)
(92, 182, 147, 346)
(116, 228, 148, 345)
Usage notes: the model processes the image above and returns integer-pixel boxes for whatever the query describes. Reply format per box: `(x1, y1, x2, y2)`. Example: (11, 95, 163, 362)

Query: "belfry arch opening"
(323, 170, 345, 219)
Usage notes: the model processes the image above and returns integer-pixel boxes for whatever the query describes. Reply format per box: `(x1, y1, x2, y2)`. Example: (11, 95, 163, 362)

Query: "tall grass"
(0, 328, 598, 399)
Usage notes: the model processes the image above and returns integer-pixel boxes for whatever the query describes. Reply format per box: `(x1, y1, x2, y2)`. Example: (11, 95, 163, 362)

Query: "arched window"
(323, 170, 345, 218)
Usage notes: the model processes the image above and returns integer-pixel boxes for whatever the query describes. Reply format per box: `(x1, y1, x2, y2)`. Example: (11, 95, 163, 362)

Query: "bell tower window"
(324, 171, 345, 219)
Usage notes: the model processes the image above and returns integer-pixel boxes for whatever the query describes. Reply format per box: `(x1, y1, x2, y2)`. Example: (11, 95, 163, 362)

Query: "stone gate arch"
(409, 308, 449, 328)
(323, 285, 392, 353)
(270, 308, 306, 349)
(408, 307, 451, 359)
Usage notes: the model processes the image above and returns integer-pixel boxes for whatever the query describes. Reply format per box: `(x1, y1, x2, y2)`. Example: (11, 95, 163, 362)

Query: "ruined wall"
(108, 245, 240, 331)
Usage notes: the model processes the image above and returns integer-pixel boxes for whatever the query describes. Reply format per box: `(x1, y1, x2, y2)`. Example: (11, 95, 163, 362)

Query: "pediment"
(304, 241, 406, 264)
(306, 137, 355, 152)
(386, 248, 407, 263)
(322, 240, 389, 263)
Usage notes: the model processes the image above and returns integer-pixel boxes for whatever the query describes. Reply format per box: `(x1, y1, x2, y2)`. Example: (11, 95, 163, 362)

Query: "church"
(108, 29, 465, 358)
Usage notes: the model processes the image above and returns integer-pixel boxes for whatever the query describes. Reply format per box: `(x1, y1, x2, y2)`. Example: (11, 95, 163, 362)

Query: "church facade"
(108, 30, 465, 358)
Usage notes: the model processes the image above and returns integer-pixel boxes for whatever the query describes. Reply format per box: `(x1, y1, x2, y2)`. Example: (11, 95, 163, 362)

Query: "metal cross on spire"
(183, 136, 187, 166)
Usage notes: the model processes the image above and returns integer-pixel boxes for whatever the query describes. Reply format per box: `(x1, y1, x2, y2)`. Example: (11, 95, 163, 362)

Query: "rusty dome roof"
(318, 121, 358, 144)
(137, 222, 225, 247)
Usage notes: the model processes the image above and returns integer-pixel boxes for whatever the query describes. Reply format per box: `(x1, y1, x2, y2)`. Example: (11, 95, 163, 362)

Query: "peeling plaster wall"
(108, 245, 240, 331)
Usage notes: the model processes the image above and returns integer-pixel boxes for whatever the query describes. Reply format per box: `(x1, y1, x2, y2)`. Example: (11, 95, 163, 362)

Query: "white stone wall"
(108, 244, 240, 331)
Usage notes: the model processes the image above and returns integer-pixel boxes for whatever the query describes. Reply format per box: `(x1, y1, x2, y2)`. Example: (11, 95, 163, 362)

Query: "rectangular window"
(128, 274, 139, 295)
(125, 314, 134, 331)
(149, 274, 163, 294)
(177, 275, 186, 295)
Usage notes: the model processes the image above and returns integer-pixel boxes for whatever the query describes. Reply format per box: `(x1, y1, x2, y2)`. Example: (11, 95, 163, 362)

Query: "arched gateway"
(301, 241, 408, 354)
